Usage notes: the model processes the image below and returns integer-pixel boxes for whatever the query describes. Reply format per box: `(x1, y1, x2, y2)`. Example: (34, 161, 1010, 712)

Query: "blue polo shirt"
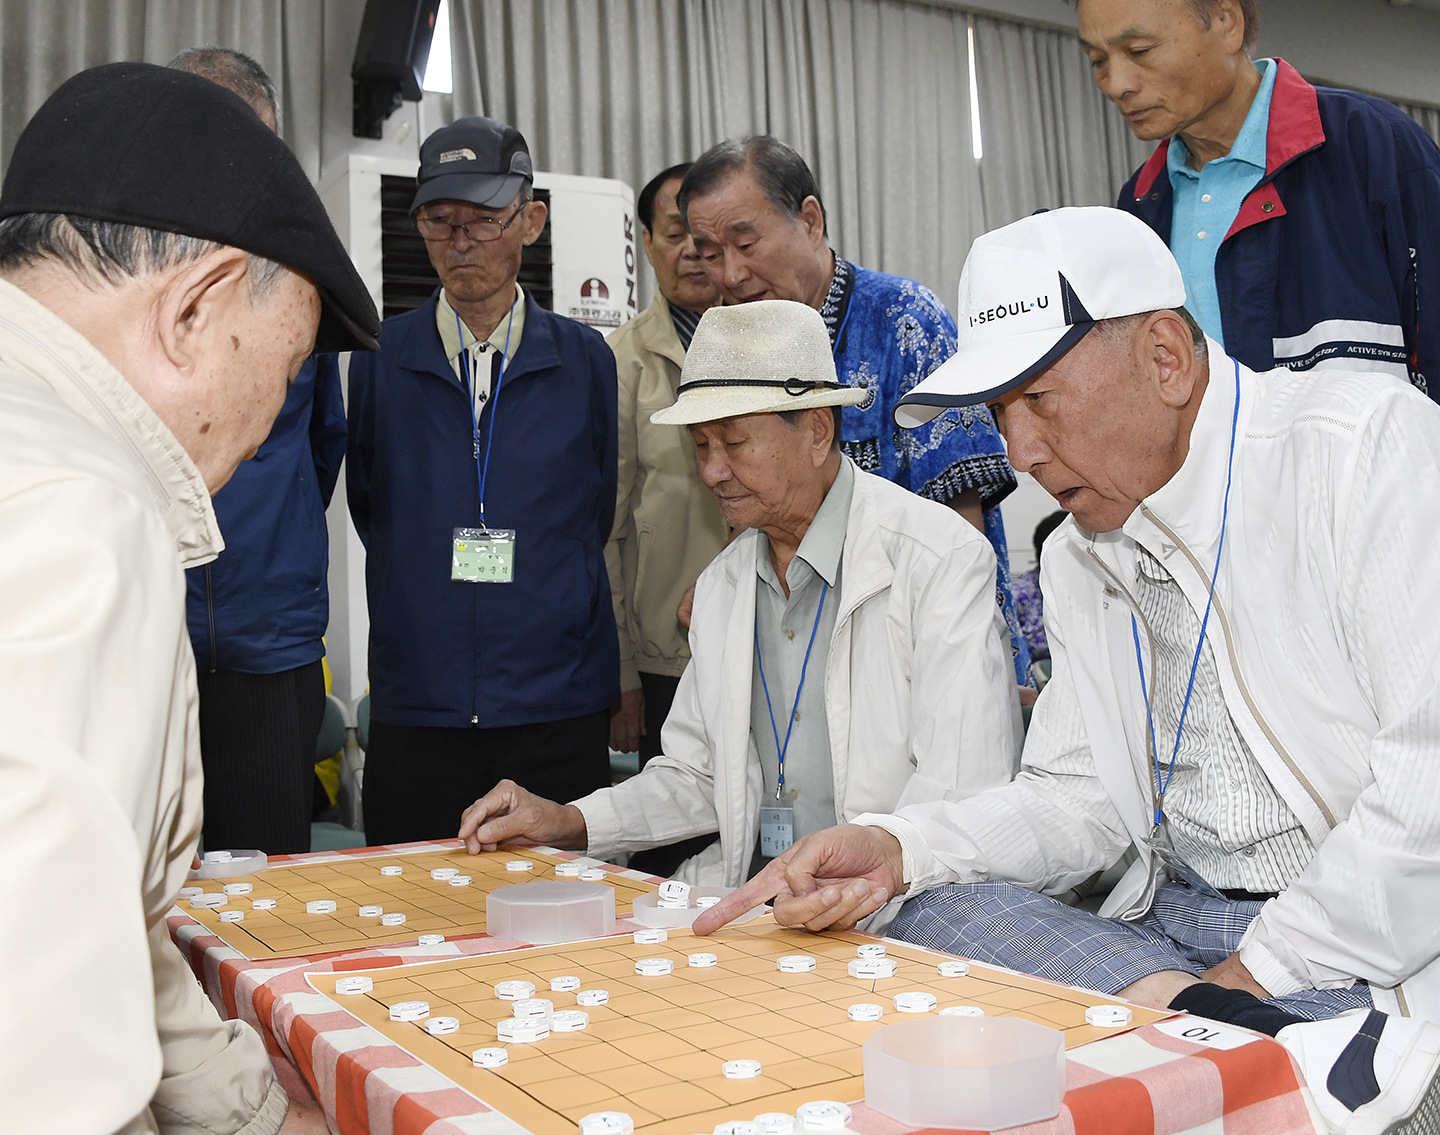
(1167, 59, 1277, 347)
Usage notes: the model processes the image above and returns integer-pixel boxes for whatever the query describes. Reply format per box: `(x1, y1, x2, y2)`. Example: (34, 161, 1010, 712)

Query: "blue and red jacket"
(1119, 59, 1440, 400)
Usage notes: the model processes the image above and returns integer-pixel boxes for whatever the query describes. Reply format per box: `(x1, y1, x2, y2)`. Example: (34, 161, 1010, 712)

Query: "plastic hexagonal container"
(485, 881, 615, 944)
(863, 1015, 1065, 1130)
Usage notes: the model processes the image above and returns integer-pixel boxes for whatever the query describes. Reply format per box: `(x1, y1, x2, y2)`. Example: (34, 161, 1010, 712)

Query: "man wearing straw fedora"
(458, 299, 1021, 926)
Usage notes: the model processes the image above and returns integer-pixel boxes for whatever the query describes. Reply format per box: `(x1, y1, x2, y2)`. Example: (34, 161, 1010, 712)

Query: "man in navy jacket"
(347, 116, 619, 845)
(1082, 0, 1440, 398)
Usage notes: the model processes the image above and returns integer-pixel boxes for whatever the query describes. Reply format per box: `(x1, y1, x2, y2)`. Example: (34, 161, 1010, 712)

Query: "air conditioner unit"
(319, 153, 638, 334)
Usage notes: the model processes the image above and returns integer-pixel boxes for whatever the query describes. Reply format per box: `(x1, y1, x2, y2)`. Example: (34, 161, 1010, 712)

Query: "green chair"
(356, 693, 371, 752)
(315, 694, 347, 761)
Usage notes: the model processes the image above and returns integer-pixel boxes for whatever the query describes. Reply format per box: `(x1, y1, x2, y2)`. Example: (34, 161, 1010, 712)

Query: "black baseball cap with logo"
(0, 62, 379, 353)
(411, 116, 533, 214)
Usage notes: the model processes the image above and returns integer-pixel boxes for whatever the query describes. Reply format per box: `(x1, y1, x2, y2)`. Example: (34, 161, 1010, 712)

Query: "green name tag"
(452, 527, 515, 583)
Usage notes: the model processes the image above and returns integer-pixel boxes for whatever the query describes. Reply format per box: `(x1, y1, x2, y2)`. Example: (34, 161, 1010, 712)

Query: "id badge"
(452, 527, 515, 583)
(759, 806, 795, 857)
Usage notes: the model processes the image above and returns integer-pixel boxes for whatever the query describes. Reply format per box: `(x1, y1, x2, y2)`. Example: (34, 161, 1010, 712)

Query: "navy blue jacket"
(185, 355, 346, 673)
(1119, 59, 1440, 399)
(347, 290, 620, 729)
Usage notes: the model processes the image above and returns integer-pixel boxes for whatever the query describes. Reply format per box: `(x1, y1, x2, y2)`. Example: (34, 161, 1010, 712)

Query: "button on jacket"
(347, 289, 620, 728)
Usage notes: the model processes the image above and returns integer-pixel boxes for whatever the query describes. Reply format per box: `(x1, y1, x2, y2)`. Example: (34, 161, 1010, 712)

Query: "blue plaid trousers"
(890, 880, 1372, 1021)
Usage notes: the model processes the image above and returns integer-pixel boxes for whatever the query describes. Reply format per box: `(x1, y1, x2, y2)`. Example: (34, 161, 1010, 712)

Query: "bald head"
(168, 46, 278, 131)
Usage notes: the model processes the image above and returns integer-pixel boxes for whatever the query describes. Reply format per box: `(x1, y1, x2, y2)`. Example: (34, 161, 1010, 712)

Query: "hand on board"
(458, 779, 588, 854)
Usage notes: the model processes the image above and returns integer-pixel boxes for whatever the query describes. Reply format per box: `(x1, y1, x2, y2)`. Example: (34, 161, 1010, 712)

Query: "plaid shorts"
(890, 880, 1373, 1021)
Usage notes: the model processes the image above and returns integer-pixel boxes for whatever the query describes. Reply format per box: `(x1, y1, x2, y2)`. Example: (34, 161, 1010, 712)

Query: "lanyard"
(456, 297, 517, 531)
(1130, 356, 1241, 827)
(755, 579, 829, 800)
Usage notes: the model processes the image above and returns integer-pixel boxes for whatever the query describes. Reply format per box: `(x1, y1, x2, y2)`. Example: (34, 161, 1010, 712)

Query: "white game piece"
(431, 867, 458, 880)
(848, 1003, 883, 1021)
(723, 1059, 763, 1079)
(894, 991, 938, 1013)
(425, 1016, 460, 1036)
(448, 875, 473, 887)
(579, 868, 607, 881)
(203, 850, 234, 863)
(555, 862, 582, 877)
(715, 1124, 760, 1135)
(472, 1047, 508, 1068)
(937, 960, 970, 977)
(550, 976, 581, 992)
(380, 865, 402, 876)
(511, 998, 553, 1019)
(754, 1114, 795, 1135)
(939, 1005, 985, 1017)
(1086, 1005, 1132, 1027)
(222, 882, 253, 896)
(856, 943, 887, 959)
(778, 955, 816, 973)
(505, 860, 533, 872)
(658, 880, 691, 903)
(358, 905, 383, 917)
(576, 989, 609, 1006)
(635, 958, 673, 976)
(847, 958, 897, 979)
(305, 900, 337, 914)
(688, 953, 718, 968)
(656, 897, 690, 910)
(190, 894, 225, 909)
(218, 910, 244, 923)
(633, 928, 667, 944)
(380, 912, 407, 926)
(497, 1016, 549, 1043)
(495, 980, 537, 1001)
(694, 895, 720, 908)
(796, 1102, 851, 1131)
(334, 976, 373, 995)
(578, 1113, 633, 1135)
(389, 1000, 430, 1022)
(550, 1010, 589, 1032)
(251, 898, 276, 910)
(417, 934, 445, 946)
(179, 886, 203, 898)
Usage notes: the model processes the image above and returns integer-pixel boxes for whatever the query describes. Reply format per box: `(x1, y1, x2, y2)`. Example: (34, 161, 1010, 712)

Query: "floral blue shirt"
(825, 258, 1031, 685)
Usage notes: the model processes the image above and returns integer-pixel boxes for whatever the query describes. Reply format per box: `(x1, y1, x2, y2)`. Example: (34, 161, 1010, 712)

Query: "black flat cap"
(0, 62, 379, 353)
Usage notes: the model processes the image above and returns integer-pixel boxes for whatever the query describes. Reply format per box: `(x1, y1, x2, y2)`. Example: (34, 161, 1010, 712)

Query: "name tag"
(452, 527, 515, 583)
(759, 807, 795, 857)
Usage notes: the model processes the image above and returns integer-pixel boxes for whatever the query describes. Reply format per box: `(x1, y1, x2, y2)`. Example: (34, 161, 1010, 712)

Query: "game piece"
(754, 1114, 795, 1135)
(218, 910, 244, 922)
(694, 895, 720, 908)
(179, 886, 203, 898)
(497, 1017, 549, 1043)
(856, 943, 886, 959)
(203, 850, 234, 863)
(417, 934, 446, 946)
(1085, 1005, 1132, 1027)
(894, 991, 937, 1013)
(848, 1003, 883, 1021)
(635, 958, 673, 976)
(937, 960, 969, 977)
(389, 1000, 430, 1022)
(358, 905, 383, 917)
(251, 898, 276, 910)
(796, 1102, 851, 1131)
(425, 1016, 460, 1036)
(580, 868, 607, 881)
(305, 900, 336, 914)
(847, 958, 897, 979)
(431, 867, 458, 880)
(555, 862, 582, 877)
(657, 896, 690, 910)
(579, 1113, 633, 1135)
(778, 955, 816, 973)
(723, 1059, 763, 1079)
(334, 976, 373, 995)
(222, 882, 252, 896)
(487, 881, 616, 945)
(511, 998, 553, 1019)
(505, 860, 533, 872)
(658, 880, 691, 903)
(940, 1006, 985, 1017)
(472, 1047, 508, 1068)
(688, 953, 718, 968)
(550, 976, 581, 992)
(715, 1124, 760, 1135)
(448, 875, 472, 886)
(190, 894, 225, 909)
(550, 1010, 589, 1032)
(380, 912, 406, 926)
(494, 980, 536, 1001)
(633, 927, 667, 944)
(380, 865, 402, 876)
(576, 989, 609, 1005)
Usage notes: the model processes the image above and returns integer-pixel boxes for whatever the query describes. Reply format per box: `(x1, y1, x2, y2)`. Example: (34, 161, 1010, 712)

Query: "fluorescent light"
(423, 0, 453, 94)
(968, 21, 983, 160)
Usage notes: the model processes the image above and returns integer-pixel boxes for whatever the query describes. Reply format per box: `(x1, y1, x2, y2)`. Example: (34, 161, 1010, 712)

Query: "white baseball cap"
(894, 206, 1186, 427)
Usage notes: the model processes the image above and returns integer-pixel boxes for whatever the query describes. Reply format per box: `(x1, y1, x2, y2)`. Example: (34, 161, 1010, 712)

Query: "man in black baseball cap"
(0, 62, 374, 1135)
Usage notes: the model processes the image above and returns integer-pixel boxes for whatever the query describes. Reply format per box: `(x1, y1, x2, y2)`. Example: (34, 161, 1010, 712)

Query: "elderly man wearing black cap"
(698, 206, 1440, 1135)
(0, 64, 377, 1134)
(346, 117, 620, 845)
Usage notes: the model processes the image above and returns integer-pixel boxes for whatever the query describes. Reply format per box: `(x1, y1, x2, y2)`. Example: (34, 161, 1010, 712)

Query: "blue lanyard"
(755, 579, 829, 800)
(1130, 356, 1241, 827)
(455, 297, 517, 531)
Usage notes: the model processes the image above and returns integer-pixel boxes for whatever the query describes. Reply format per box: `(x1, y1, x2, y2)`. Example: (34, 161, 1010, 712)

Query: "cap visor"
(894, 321, 1092, 428)
(651, 385, 867, 427)
(411, 172, 528, 213)
(315, 285, 381, 353)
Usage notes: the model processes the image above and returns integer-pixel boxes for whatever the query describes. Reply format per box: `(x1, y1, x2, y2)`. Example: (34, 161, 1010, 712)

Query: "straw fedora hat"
(649, 299, 867, 427)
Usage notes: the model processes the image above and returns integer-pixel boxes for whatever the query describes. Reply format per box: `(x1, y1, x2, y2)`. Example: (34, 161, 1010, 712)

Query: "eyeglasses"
(415, 201, 527, 243)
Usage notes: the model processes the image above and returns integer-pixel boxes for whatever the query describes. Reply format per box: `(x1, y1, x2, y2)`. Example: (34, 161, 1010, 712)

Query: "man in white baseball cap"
(457, 299, 1021, 928)
(698, 208, 1440, 1133)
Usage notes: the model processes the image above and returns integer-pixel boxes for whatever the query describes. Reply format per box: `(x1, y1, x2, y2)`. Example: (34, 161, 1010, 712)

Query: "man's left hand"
(1201, 952, 1271, 999)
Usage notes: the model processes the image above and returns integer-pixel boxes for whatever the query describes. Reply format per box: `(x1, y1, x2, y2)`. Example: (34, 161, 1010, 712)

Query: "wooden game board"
(184, 846, 658, 959)
(308, 918, 1174, 1135)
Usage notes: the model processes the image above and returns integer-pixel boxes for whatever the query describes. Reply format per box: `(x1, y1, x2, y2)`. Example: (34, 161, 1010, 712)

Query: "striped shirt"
(1134, 546, 1316, 892)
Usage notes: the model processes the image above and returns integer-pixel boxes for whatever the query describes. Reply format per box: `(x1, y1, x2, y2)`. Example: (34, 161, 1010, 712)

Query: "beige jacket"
(605, 292, 728, 690)
(0, 281, 287, 1135)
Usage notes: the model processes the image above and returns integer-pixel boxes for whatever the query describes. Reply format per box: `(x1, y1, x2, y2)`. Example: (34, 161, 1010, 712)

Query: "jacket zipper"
(1139, 505, 1337, 828)
(204, 564, 218, 673)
